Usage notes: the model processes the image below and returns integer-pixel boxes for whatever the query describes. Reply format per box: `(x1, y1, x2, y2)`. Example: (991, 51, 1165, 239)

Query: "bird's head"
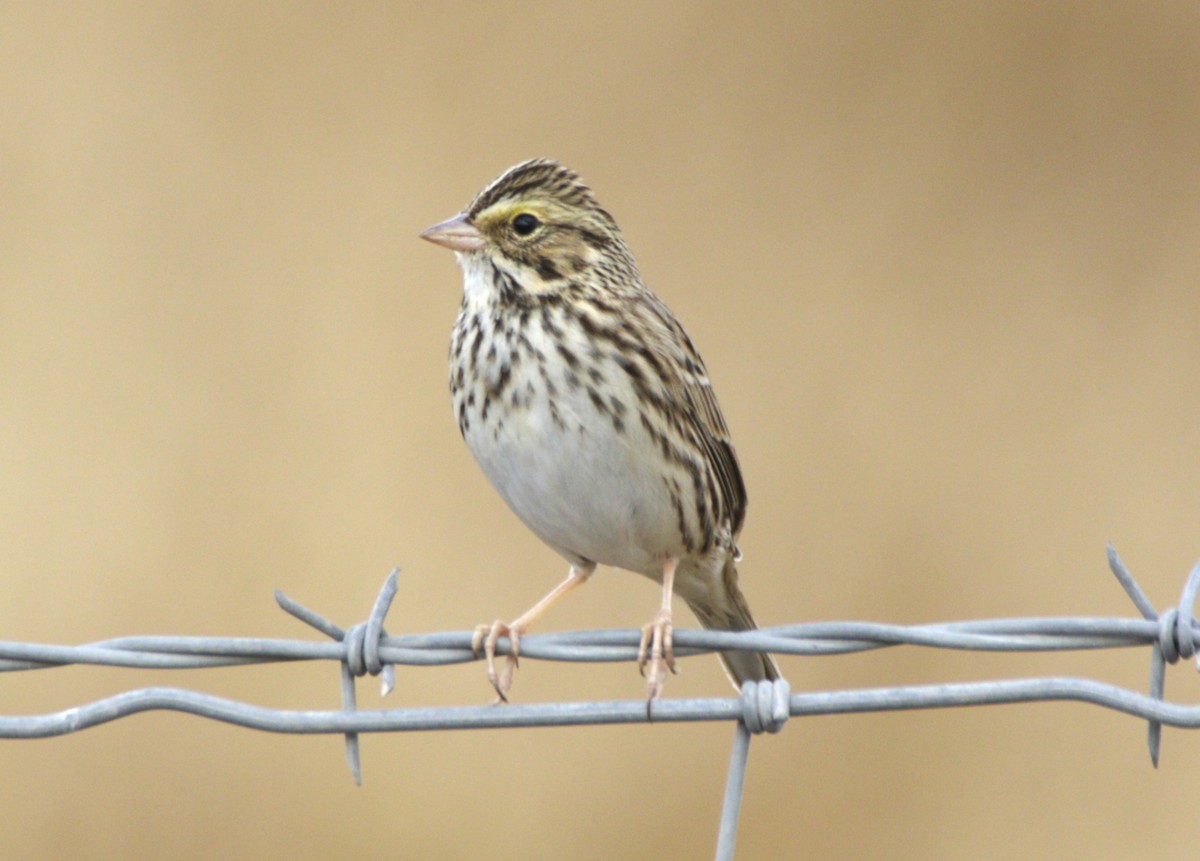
(421, 158, 638, 299)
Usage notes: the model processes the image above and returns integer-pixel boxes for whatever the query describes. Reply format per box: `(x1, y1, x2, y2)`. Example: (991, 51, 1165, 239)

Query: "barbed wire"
(2, 544, 1198, 861)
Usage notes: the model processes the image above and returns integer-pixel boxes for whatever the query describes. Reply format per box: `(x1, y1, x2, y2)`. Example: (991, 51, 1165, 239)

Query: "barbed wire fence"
(3, 543, 1199, 861)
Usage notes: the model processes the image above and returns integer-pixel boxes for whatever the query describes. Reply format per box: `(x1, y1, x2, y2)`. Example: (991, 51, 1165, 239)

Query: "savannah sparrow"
(421, 159, 781, 703)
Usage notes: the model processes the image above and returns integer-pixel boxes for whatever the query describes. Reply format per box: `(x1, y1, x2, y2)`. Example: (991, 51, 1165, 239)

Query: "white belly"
(463, 380, 679, 577)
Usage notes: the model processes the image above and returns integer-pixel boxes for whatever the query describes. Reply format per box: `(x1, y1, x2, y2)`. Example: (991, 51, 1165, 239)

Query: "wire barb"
(1105, 547, 1200, 766)
(275, 568, 402, 784)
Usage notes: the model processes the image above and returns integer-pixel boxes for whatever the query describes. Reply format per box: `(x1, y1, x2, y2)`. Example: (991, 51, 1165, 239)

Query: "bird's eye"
(512, 213, 541, 236)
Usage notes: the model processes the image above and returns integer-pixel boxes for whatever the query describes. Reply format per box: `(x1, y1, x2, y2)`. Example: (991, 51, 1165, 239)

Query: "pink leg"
(638, 557, 678, 703)
(472, 563, 595, 701)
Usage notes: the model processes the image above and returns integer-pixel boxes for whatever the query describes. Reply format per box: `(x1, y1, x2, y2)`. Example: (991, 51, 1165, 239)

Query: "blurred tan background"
(2, 3, 1199, 858)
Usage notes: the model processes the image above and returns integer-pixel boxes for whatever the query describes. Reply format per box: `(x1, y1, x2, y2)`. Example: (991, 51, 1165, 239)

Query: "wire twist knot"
(342, 620, 390, 678)
(739, 679, 791, 734)
(1155, 608, 1196, 664)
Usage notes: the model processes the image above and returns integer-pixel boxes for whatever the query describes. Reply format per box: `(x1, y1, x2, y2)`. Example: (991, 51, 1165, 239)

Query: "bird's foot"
(472, 620, 521, 703)
(638, 607, 677, 706)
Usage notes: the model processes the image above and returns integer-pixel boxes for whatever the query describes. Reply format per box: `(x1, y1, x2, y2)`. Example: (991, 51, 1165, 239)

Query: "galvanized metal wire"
(2, 544, 1198, 861)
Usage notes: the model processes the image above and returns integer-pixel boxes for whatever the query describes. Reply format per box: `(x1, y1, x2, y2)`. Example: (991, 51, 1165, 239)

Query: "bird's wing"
(644, 296, 749, 538)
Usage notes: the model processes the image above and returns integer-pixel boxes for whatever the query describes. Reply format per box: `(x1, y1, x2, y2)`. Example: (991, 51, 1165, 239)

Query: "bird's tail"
(683, 557, 781, 688)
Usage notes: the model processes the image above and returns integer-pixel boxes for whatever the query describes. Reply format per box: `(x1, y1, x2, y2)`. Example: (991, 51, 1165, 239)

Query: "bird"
(420, 158, 781, 704)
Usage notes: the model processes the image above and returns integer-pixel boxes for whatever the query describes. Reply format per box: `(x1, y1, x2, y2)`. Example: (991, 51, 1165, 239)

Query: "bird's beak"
(420, 214, 485, 252)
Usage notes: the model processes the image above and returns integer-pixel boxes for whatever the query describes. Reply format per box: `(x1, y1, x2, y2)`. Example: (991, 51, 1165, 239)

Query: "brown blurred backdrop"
(2, 3, 1199, 858)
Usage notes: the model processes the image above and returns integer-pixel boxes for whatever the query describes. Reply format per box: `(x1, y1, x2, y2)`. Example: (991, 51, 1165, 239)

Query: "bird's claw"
(473, 620, 520, 703)
(638, 608, 677, 707)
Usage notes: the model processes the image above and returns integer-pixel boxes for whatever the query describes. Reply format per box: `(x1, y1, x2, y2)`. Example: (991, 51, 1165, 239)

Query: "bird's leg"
(472, 562, 595, 702)
(638, 557, 678, 704)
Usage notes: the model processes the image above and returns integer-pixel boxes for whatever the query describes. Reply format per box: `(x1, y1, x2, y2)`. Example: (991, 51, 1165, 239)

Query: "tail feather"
(683, 559, 781, 688)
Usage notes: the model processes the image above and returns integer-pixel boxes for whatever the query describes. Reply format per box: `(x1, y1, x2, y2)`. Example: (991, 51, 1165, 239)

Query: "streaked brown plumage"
(421, 158, 781, 702)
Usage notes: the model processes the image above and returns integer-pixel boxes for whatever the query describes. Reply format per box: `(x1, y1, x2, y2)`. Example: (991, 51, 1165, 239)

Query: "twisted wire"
(0, 546, 1197, 769)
